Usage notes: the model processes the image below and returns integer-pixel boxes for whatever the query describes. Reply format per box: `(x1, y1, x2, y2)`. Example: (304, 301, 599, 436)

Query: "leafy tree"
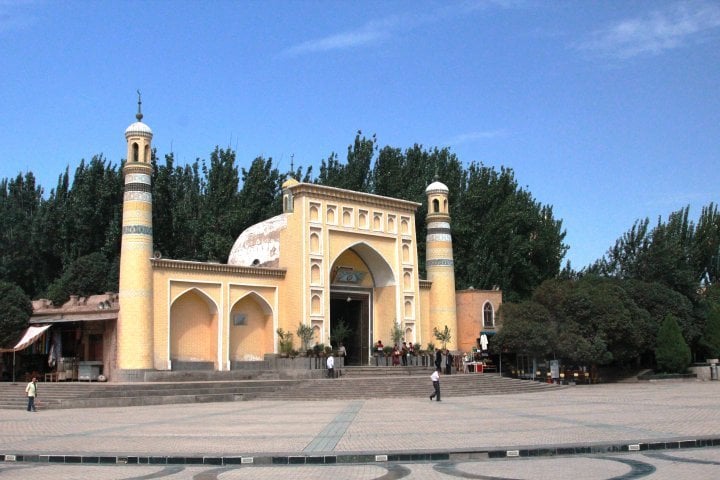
(45, 252, 113, 306)
(0, 281, 32, 348)
(494, 301, 555, 359)
(699, 305, 720, 360)
(296, 322, 315, 352)
(62, 156, 122, 263)
(330, 319, 351, 348)
(318, 131, 375, 192)
(0, 173, 43, 295)
(390, 321, 403, 346)
(655, 314, 691, 374)
(238, 156, 282, 230)
(453, 164, 567, 301)
(433, 325, 453, 350)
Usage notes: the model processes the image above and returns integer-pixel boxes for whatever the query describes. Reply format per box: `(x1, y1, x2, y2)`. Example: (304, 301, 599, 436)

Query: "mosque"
(25, 104, 502, 382)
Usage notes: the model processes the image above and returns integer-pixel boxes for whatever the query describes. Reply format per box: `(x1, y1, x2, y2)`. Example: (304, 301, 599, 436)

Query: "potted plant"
(276, 328, 294, 358)
(296, 322, 315, 355)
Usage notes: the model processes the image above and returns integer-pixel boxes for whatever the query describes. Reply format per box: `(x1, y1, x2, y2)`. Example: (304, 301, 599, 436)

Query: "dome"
(125, 121, 153, 139)
(425, 180, 448, 194)
(282, 177, 299, 189)
(227, 214, 288, 267)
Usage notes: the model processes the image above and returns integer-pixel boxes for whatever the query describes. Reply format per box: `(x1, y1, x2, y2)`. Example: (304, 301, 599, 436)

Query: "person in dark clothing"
(434, 348, 442, 370)
(445, 350, 453, 375)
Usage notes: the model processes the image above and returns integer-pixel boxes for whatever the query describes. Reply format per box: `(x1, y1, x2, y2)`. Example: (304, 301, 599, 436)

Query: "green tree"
(699, 305, 720, 360)
(296, 322, 315, 352)
(238, 156, 282, 230)
(655, 314, 691, 374)
(453, 164, 567, 301)
(318, 131, 375, 192)
(0, 173, 44, 295)
(0, 281, 32, 348)
(200, 147, 241, 262)
(45, 252, 113, 306)
(330, 319, 351, 349)
(433, 325, 452, 350)
(494, 301, 555, 359)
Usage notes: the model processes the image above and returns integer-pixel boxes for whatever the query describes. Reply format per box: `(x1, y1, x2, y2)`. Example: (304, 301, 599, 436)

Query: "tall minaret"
(117, 92, 155, 378)
(425, 176, 457, 350)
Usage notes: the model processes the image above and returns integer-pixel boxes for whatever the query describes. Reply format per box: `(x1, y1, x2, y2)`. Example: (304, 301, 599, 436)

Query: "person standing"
(429, 368, 441, 401)
(326, 352, 335, 378)
(401, 342, 408, 366)
(434, 348, 442, 370)
(445, 349, 453, 375)
(25, 377, 38, 412)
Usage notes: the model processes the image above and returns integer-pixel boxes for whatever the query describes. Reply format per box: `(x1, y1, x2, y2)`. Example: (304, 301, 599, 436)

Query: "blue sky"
(1, 0, 718, 270)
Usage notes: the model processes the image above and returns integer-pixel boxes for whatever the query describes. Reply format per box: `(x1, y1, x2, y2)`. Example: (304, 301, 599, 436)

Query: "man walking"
(326, 351, 335, 378)
(429, 368, 441, 402)
(25, 377, 38, 412)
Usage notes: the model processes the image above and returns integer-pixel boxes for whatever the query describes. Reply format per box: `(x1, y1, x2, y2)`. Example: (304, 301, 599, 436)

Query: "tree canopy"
(0, 132, 568, 345)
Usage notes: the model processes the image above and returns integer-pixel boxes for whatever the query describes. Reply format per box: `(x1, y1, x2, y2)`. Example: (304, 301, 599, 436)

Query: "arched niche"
(229, 292, 274, 363)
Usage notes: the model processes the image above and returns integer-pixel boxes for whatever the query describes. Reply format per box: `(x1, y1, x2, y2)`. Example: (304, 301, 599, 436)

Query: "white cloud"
(283, 23, 391, 56)
(448, 129, 508, 145)
(282, 0, 512, 57)
(576, 1, 720, 59)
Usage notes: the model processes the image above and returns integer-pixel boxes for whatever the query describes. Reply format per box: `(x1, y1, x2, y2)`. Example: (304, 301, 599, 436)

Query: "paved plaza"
(1, 382, 720, 478)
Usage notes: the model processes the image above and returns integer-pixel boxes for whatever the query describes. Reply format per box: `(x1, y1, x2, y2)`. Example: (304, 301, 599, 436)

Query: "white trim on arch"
(329, 241, 396, 287)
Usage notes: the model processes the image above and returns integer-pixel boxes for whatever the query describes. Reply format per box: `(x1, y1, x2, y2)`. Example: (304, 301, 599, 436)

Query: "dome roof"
(425, 180, 448, 194)
(125, 121, 153, 139)
(282, 177, 299, 189)
(227, 214, 288, 268)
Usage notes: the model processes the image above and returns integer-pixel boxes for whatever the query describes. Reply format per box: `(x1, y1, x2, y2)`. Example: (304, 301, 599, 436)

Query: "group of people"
(375, 340, 417, 366)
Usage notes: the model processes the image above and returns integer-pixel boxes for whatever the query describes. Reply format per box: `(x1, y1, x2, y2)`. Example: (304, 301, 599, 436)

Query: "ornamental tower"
(117, 93, 155, 378)
(425, 177, 457, 350)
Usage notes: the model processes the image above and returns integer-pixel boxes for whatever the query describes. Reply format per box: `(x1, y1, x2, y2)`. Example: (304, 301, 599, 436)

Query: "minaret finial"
(290, 154, 295, 172)
(433, 165, 439, 182)
(136, 90, 143, 122)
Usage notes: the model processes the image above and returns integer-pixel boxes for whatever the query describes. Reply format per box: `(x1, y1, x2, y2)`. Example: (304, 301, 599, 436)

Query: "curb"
(3, 437, 720, 467)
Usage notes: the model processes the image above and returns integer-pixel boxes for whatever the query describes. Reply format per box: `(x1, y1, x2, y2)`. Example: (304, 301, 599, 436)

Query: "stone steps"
(251, 373, 564, 400)
(0, 372, 564, 409)
(0, 380, 298, 409)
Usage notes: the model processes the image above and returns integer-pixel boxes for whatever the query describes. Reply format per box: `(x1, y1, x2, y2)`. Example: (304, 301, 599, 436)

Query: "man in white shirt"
(429, 368, 441, 401)
(326, 352, 335, 378)
(25, 377, 38, 412)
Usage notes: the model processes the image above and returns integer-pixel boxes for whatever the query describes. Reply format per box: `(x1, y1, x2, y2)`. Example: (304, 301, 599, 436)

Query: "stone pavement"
(1, 382, 719, 467)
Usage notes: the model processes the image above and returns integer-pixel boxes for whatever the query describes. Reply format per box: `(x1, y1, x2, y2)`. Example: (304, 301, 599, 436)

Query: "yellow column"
(117, 109, 155, 376)
(425, 180, 457, 350)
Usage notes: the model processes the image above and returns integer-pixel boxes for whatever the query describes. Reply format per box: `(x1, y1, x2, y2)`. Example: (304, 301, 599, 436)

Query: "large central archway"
(330, 242, 395, 365)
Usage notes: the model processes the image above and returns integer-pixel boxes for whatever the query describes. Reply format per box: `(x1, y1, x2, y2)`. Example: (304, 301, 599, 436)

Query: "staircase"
(0, 368, 564, 410)
(0, 379, 298, 410)
(251, 368, 565, 400)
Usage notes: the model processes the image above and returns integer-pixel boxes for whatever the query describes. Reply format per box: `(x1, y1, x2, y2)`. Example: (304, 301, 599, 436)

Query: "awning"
(0, 324, 51, 352)
(29, 313, 116, 324)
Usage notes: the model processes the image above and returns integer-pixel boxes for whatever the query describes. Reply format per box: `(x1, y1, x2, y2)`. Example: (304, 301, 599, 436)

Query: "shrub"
(655, 314, 691, 374)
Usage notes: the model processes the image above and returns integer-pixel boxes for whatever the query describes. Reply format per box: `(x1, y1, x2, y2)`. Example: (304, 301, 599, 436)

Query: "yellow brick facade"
(114, 113, 499, 378)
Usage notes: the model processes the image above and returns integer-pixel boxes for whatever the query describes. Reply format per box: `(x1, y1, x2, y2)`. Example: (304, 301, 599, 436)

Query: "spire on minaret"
(136, 89, 143, 122)
(290, 154, 295, 172)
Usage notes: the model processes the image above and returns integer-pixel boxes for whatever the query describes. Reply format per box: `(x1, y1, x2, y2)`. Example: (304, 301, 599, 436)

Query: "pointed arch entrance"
(330, 242, 395, 365)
